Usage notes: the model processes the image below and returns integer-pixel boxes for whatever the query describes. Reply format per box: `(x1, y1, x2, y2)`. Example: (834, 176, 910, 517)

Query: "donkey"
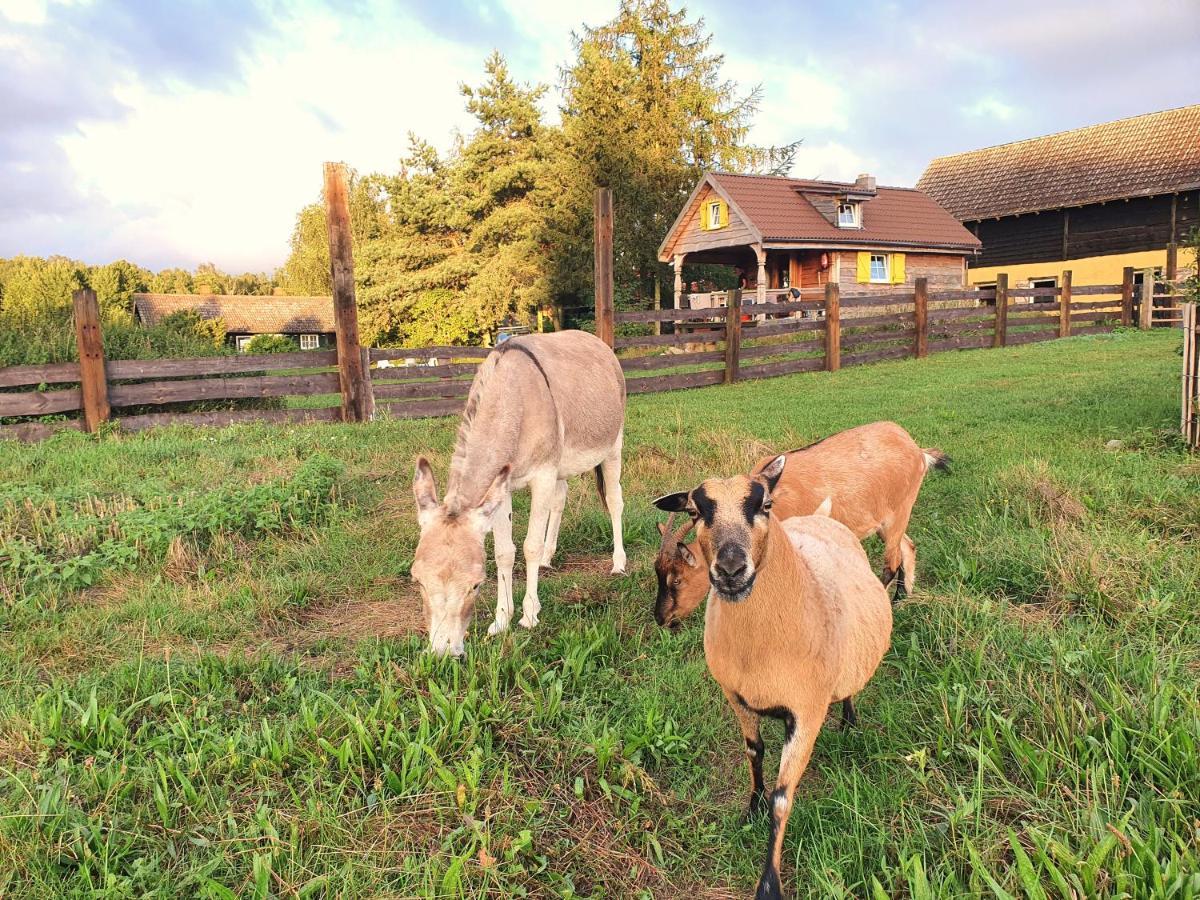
(655, 457, 892, 899)
(411, 331, 626, 656)
(654, 421, 947, 628)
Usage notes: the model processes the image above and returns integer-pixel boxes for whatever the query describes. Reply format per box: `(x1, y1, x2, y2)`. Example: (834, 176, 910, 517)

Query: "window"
(1029, 278, 1057, 304)
(300, 333, 319, 350)
(869, 254, 889, 283)
(236, 336, 253, 353)
(837, 202, 861, 228)
(705, 199, 727, 230)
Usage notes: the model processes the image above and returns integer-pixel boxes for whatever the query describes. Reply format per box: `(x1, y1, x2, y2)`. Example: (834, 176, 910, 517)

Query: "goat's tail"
(922, 448, 951, 474)
(593, 463, 609, 515)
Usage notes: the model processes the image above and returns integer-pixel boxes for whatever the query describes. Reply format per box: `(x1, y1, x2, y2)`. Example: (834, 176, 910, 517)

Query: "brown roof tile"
(132, 294, 335, 334)
(917, 105, 1200, 221)
(711, 173, 980, 250)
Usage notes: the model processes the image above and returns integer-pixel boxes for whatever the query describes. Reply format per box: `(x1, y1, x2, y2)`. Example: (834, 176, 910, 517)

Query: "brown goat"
(654, 421, 946, 628)
(654, 457, 892, 899)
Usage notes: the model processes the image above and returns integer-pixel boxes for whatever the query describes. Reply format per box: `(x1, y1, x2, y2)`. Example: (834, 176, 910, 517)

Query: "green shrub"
(244, 334, 299, 354)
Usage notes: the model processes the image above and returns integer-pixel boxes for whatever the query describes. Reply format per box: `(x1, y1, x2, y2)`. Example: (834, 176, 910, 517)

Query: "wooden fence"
(1184, 304, 1199, 450)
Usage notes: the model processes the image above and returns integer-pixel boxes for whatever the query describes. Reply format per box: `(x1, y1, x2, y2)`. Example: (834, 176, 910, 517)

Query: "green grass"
(0, 329, 1196, 898)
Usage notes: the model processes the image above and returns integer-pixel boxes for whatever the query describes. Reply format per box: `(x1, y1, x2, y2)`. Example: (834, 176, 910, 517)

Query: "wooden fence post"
(359, 346, 375, 420)
(594, 187, 614, 348)
(824, 282, 840, 372)
(1059, 270, 1072, 338)
(1138, 267, 1156, 330)
(724, 289, 742, 384)
(993, 273, 1009, 348)
(1120, 266, 1134, 328)
(72, 289, 110, 433)
(323, 162, 371, 422)
(913, 277, 928, 359)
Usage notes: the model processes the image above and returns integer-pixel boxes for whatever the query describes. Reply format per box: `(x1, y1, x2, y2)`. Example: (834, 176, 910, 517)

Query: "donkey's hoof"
(518, 611, 539, 629)
(487, 618, 509, 636)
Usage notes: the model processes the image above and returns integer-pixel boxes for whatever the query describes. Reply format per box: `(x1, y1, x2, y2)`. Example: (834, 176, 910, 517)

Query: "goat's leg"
(519, 473, 555, 629)
(539, 479, 568, 568)
(840, 697, 858, 731)
(723, 690, 765, 819)
(487, 492, 515, 636)
(600, 446, 626, 575)
(755, 708, 822, 900)
(897, 533, 917, 597)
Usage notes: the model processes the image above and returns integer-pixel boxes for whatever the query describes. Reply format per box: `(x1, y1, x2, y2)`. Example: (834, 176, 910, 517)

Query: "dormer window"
(837, 202, 861, 228)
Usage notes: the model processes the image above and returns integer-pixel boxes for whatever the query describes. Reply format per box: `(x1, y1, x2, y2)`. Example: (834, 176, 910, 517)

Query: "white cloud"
(790, 140, 881, 184)
(962, 96, 1017, 121)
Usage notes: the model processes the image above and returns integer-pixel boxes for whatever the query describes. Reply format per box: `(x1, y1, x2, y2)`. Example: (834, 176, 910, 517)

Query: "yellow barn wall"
(967, 249, 1172, 287)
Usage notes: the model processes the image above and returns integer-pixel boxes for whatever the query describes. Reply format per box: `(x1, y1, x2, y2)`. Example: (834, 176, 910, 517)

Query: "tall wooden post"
(673, 254, 684, 310)
(323, 162, 371, 422)
(755, 245, 768, 306)
(1059, 270, 1072, 338)
(993, 273, 1009, 348)
(594, 188, 614, 348)
(824, 282, 840, 372)
(724, 289, 742, 384)
(1166, 242, 1178, 283)
(1120, 266, 1134, 328)
(72, 289, 110, 433)
(913, 277, 929, 359)
(1138, 267, 1156, 330)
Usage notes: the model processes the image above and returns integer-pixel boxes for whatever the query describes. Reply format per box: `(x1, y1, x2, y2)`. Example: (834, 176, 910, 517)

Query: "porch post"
(673, 254, 685, 309)
(755, 244, 767, 305)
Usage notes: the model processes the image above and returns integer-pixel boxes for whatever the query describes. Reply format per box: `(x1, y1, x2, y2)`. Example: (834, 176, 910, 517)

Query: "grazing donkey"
(654, 421, 947, 628)
(655, 457, 892, 899)
(412, 331, 626, 656)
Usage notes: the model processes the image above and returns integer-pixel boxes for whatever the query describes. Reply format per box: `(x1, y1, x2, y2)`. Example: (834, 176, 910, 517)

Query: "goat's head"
(652, 512, 708, 628)
(411, 457, 509, 656)
(653, 455, 786, 603)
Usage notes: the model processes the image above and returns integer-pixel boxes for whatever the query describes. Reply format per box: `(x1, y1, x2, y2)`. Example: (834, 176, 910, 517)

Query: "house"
(657, 172, 980, 310)
(917, 105, 1200, 292)
(132, 294, 336, 352)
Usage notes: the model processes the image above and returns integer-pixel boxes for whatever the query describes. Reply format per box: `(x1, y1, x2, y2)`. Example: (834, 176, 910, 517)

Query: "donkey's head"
(652, 513, 709, 628)
(411, 457, 509, 656)
(653, 455, 786, 603)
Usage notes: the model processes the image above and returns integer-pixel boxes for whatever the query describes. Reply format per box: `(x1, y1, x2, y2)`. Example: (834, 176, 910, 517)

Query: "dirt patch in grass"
(1031, 477, 1087, 523)
(274, 582, 426, 653)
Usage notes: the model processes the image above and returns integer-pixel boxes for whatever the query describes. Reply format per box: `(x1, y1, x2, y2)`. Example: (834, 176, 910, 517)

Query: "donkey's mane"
(447, 346, 504, 494)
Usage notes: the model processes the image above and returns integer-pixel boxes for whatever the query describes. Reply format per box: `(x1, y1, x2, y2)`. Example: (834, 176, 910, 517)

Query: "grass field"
(1, 329, 1197, 898)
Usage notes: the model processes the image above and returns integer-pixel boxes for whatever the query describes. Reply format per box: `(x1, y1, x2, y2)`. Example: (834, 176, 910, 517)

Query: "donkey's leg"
(539, 479, 568, 568)
(600, 449, 626, 575)
(519, 473, 556, 629)
(755, 707, 823, 900)
(487, 491, 516, 636)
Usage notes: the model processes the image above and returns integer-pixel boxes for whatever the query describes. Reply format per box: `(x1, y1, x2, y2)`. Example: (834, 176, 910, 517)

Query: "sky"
(1, 0, 1197, 273)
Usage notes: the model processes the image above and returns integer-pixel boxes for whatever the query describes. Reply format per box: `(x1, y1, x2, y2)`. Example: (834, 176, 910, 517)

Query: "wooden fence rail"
(0, 268, 1187, 444)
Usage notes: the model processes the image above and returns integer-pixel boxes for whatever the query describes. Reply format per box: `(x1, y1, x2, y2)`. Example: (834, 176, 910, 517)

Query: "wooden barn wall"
(835, 251, 966, 292)
(968, 191, 1198, 269)
(671, 185, 758, 257)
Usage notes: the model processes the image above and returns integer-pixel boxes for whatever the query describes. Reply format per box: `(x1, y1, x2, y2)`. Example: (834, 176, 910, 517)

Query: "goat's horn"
(673, 514, 693, 543)
(661, 512, 677, 545)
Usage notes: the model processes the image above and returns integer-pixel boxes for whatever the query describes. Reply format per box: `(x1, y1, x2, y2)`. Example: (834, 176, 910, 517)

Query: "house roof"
(917, 105, 1200, 221)
(132, 294, 335, 334)
(659, 172, 980, 260)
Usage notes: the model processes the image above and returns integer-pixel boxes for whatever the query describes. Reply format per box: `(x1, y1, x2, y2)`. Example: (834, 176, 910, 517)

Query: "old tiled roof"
(132, 294, 335, 334)
(917, 105, 1200, 221)
(710, 173, 981, 250)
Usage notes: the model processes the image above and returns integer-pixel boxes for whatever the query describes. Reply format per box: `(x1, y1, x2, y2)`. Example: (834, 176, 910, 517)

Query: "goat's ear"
(653, 491, 690, 513)
(413, 457, 439, 517)
(814, 496, 833, 517)
(759, 454, 786, 492)
(676, 542, 698, 567)
(474, 466, 510, 522)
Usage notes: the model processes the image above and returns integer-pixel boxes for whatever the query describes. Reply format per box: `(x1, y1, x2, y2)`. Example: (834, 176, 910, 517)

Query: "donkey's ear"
(759, 454, 786, 492)
(474, 466, 510, 522)
(653, 491, 690, 513)
(413, 457, 439, 515)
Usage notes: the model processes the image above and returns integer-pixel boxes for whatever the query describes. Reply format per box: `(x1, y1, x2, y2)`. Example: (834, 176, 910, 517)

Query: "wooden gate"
(1184, 304, 1199, 450)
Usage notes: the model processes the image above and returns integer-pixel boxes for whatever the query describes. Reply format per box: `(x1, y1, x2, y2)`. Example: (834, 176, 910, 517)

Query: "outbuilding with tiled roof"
(916, 105, 1200, 290)
(658, 171, 979, 311)
(133, 293, 336, 352)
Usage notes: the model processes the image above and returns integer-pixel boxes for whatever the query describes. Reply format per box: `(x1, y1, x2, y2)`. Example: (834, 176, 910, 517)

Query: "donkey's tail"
(593, 464, 609, 515)
(922, 448, 951, 474)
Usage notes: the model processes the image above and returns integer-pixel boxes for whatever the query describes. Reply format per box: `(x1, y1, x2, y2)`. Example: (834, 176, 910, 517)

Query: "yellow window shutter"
(700, 203, 710, 231)
(856, 252, 870, 283)
(719, 201, 728, 227)
(891, 253, 906, 284)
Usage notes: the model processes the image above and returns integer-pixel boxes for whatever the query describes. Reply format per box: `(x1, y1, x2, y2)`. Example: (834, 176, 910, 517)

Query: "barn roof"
(917, 105, 1200, 221)
(133, 294, 335, 334)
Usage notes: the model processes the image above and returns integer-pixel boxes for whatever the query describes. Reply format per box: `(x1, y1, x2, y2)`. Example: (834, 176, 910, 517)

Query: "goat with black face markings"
(655, 456, 892, 900)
